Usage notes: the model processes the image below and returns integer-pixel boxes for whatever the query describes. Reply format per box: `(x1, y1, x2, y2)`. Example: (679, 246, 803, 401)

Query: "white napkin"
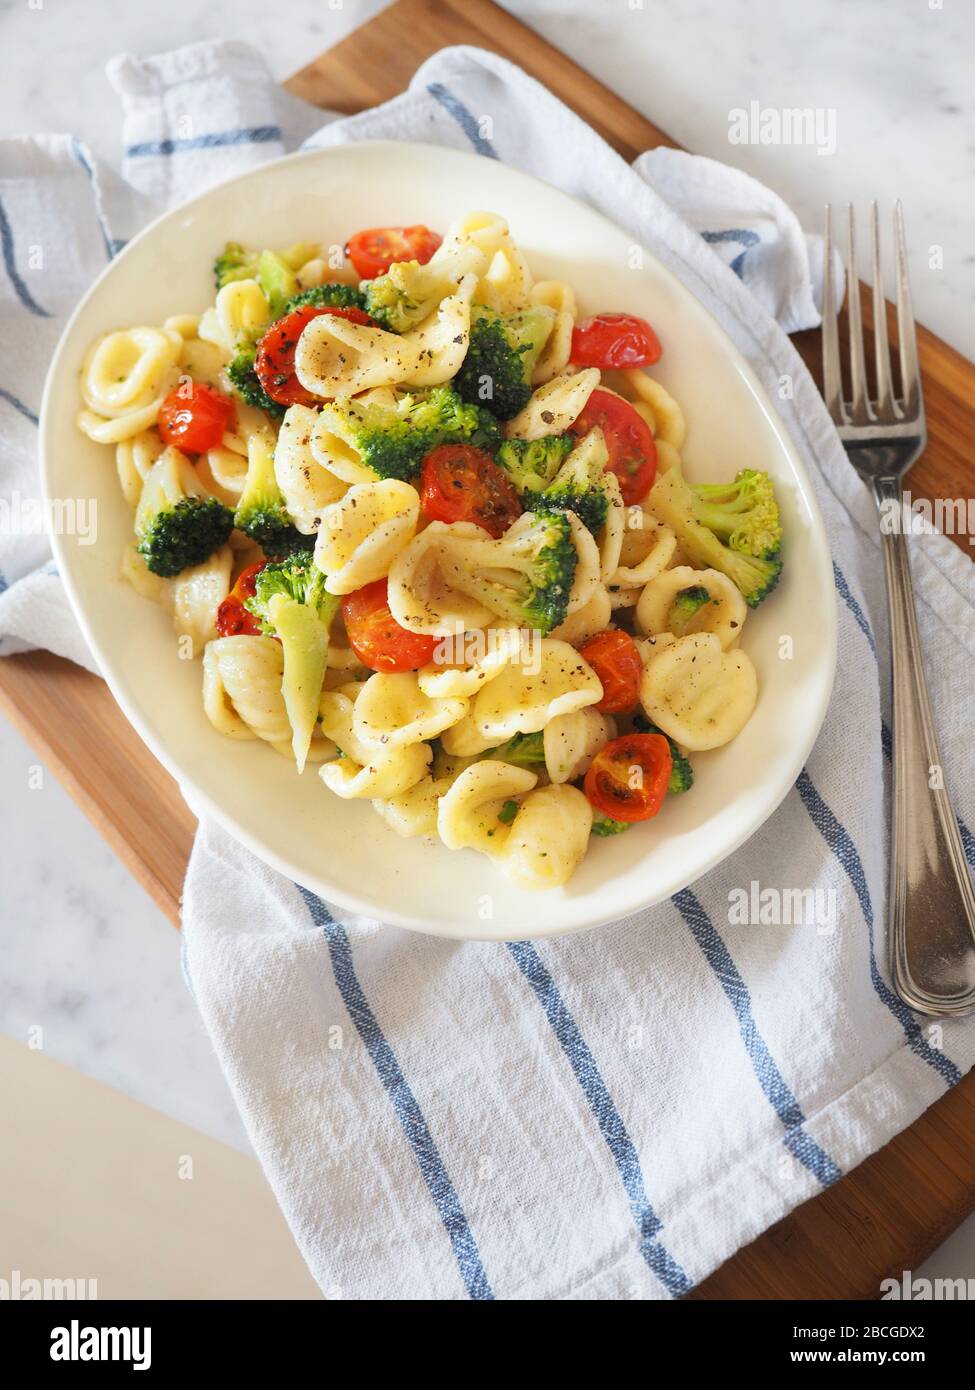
(3, 41, 974, 1300)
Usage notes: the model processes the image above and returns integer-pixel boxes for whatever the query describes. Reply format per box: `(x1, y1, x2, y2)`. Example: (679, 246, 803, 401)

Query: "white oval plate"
(42, 141, 836, 941)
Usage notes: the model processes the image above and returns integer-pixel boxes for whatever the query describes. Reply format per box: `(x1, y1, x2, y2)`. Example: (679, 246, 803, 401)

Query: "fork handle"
(873, 476, 975, 1016)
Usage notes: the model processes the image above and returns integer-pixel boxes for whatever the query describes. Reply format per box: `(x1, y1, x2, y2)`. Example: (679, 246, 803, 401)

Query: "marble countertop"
(2, 0, 973, 1275)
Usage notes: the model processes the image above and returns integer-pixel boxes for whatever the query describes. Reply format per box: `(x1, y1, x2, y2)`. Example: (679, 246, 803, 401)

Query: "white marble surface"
(2, 0, 974, 1284)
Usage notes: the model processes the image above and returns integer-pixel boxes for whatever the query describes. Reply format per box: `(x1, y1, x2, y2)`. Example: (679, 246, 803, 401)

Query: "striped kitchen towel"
(2, 41, 974, 1299)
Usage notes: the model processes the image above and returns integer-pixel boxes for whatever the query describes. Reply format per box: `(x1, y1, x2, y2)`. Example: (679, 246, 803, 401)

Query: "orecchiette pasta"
(636, 565, 747, 650)
(437, 761, 538, 855)
(505, 369, 599, 440)
(617, 368, 686, 449)
(528, 281, 576, 383)
(499, 784, 593, 890)
(640, 632, 758, 751)
(472, 638, 603, 741)
(81, 207, 781, 893)
(372, 774, 454, 839)
(550, 584, 613, 646)
(204, 635, 292, 746)
(199, 279, 270, 354)
(78, 327, 180, 443)
(352, 672, 468, 749)
(275, 404, 348, 533)
(315, 479, 419, 594)
(416, 627, 524, 698)
(611, 510, 677, 587)
(115, 430, 165, 508)
(543, 709, 617, 784)
(387, 522, 496, 636)
(171, 544, 233, 656)
(318, 688, 432, 797)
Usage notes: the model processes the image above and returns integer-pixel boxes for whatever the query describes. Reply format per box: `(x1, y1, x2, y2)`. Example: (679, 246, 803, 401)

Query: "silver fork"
(822, 202, 975, 1016)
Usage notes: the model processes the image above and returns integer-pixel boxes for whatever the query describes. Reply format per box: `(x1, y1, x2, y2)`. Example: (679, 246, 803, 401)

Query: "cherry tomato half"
(419, 443, 522, 539)
(158, 381, 236, 454)
(584, 733, 672, 823)
(254, 304, 375, 407)
(215, 561, 266, 637)
(578, 630, 642, 714)
(570, 387, 657, 506)
(571, 312, 662, 370)
(345, 224, 443, 280)
(342, 579, 438, 673)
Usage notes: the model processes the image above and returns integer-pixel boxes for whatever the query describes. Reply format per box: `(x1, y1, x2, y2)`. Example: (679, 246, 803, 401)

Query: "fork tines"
(822, 202, 922, 434)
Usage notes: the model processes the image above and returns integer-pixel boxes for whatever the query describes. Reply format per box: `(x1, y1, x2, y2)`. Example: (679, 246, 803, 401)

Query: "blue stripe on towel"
(69, 138, 116, 261)
(795, 770, 961, 1087)
(507, 939, 693, 1296)
(426, 84, 500, 159)
(125, 125, 282, 158)
(298, 888, 494, 1301)
(671, 889, 842, 1188)
(831, 560, 877, 657)
(701, 228, 761, 279)
(0, 384, 38, 425)
(0, 197, 51, 317)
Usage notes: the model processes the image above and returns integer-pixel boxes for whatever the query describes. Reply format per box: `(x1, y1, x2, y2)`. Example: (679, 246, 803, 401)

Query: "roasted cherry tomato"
(570, 387, 657, 506)
(254, 304, 375, 407)
(157, 380, 236, 453)
(342, 578, 438, 673)
(345, 224, 443, 280)
(215, 561, 266, 637)
(578, 629, 643, 714)
(571, 312, 662, 370)
(584, 732, 672, 823)
(419, 443, 522, 538)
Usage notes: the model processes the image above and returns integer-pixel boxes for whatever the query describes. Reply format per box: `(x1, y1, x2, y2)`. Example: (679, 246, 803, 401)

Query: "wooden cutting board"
(2, 0, 974, 1299)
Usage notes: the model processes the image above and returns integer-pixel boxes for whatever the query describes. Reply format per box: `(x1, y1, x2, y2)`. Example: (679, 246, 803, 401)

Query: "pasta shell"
(639, 632, 757, 751)
(275, 404, 347, 534)
(352, 672, 468, 749)
(472, 638, 603, 741)
(504, 369, 600, 440)
(636, 565, 747, 650)
(315, 479, 419, 594)
(543, 709, 617, 784)
(437, 760, 538, 855)
(498, 785, 593, 890)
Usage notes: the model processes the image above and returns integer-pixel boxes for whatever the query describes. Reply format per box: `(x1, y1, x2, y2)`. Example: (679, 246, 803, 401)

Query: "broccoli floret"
(529, 431, 610, 535)
(282, 282, 367, 316)
(668, 584, 712, 636)
(591, 812, 633, 836)
(497, 799, 520, 826)
(138, 498, 233, 578)
(487, 731, 546, 767)
(135, 451, 233, 577)
(647, 465, 782, 608)
(455, 305, 555, 419)
(214, 241, 259, 290)
(448, 509, 577, 634)
(214, 241, 319, 295)
(234, 429, 312, 556)
(632, 713, 694, 794)
(257, 250, 299, 317)
(245, 551, 339, 633)
(245, 551, 340, 773)
(361, 259, 458, 332)
(321, 384, 502, 484)
(226, 345, 286, 418)
(496, 434, 575, 493)
(690, 469, 783, 559)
